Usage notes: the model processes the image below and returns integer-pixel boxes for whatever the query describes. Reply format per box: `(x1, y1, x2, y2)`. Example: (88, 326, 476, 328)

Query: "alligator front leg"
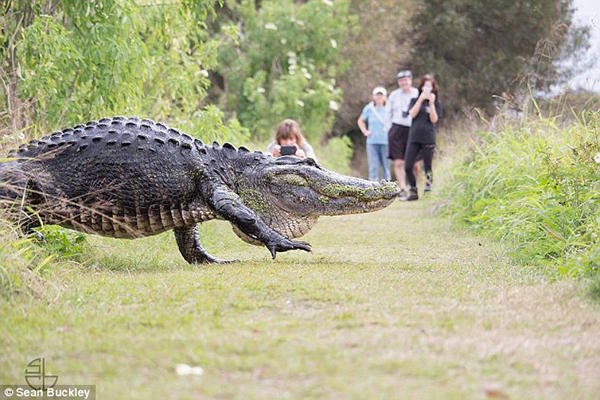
(208, 185, 312, 259)
(174, 225, 237, 264)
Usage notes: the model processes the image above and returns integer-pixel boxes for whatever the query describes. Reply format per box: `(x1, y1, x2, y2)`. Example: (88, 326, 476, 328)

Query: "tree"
(1, 0, 248, 144)
(409, 0, 590, 116)
(213, 0, 357, 142)
(332, 0, 418, 137)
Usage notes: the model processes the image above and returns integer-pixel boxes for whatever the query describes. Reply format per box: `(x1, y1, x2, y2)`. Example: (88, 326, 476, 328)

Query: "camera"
(422, 86, 431, 95)
(280, 145, 298, 156)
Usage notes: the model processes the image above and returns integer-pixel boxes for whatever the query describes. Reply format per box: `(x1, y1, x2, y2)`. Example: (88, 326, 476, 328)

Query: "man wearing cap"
(358, 86, 391, 181)
(386, 70, 419, 198)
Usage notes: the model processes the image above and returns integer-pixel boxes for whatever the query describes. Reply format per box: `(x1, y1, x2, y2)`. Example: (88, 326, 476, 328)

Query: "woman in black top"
(404, 74, 442, 201)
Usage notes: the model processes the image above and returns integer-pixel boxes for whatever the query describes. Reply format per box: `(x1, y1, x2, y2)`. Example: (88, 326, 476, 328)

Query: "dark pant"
(405, 142, 435, 189)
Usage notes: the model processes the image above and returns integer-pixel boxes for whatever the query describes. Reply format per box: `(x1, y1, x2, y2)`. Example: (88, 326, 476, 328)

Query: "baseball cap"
(396, 70, 412, 79)
(372, 86, 387, 96)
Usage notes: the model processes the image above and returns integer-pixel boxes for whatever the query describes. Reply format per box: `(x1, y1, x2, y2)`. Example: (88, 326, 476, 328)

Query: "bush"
(0, 217, 53, 298)
(442, 112, 599, 276)
(316, 136, 354, 176)
(3, 0, 247, 145)
(35, 225, 86, 262)
(215, 0, 356, 142)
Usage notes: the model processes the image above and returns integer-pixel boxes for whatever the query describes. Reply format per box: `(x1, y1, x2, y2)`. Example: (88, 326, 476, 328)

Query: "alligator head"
(233, 155, 399, 245)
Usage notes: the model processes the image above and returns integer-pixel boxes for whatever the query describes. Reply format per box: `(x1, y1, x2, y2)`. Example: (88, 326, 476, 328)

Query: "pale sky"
(567, 0, 600, 91)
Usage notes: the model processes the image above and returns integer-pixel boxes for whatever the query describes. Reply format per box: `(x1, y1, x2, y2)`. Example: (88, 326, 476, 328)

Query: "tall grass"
(0, 209, 86, 299)
(441, 112, 599, 278)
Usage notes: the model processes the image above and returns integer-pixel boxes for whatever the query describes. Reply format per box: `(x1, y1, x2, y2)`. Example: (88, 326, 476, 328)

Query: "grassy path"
(1, 199, 599, 399)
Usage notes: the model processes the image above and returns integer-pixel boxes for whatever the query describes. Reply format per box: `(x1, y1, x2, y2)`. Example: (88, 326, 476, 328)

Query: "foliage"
(35, 225, 86, 261)
(0, 205, 87, 298)
(316, 136, 354, 176)
(214, 0, 356, 142)
(442, 112, 600, 276)
(0, 216, 48, 298)
(1, 0, 248, 144)
(410, 0, 589, 116)
(539, 89, 600, 120)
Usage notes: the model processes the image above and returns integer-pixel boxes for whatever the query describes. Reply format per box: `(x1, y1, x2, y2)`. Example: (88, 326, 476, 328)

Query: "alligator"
(0, 116, 399, 263)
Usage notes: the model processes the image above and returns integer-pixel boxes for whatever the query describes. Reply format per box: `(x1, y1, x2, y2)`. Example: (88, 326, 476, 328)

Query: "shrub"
(0, 216, 52, 298)
(316, 136, 354, 176)
(442, 112, 599, 276)
(215, 0, 356, 142)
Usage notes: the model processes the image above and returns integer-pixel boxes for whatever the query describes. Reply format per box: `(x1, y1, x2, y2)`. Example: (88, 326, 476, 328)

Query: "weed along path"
(1, 199, 599, 399)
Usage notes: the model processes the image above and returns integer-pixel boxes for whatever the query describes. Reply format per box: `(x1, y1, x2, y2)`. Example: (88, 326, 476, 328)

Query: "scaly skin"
(0, 116, 399, 263)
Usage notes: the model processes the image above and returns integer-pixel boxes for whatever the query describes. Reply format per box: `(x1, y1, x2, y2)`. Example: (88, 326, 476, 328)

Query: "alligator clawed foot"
(268, 238, 312, 259)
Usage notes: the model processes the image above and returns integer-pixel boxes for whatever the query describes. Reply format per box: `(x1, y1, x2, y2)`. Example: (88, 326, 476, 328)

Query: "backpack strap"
(368, 102, 386, 125)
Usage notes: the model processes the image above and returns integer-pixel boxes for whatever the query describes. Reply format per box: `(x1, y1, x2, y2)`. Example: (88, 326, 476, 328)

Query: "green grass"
(440, 113, 600, 277)
(1, 199, 599, 399)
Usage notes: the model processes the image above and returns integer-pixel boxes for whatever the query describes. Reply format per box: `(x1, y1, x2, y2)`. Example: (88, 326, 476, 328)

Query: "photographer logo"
(0, 358, 95, 400)
(24, 358, 58, 390)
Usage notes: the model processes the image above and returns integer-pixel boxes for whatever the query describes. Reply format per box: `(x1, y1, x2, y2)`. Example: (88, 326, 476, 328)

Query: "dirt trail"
(1, 199, 599, 399)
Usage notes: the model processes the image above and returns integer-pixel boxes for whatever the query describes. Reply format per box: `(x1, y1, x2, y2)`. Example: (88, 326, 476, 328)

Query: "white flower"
(304, 71, 312, 79)
(264, 22, 278, 31)
(288, 52, 297, 65)
(199, 69, 209, 77)
(296, 100, 305, 107)
(256, 87, 266, 93)
(295, 19, 305, 26)
(330, 39, 337, 48)
(280, 38, 287, 44)
(329, 100, 339, 111)
(323, 0, 333, 6)
(594, 153, 600, 164)
(176, 364, 204, 376)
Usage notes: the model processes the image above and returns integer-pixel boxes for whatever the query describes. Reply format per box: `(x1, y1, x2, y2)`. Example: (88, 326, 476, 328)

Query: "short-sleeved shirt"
(385, 87, 419, 131)
(360, 103, 388, 145)
(407, 97, 443, 144)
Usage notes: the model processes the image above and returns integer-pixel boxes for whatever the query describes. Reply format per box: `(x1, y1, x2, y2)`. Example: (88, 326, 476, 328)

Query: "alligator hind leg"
(174, 225, 238, 264)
